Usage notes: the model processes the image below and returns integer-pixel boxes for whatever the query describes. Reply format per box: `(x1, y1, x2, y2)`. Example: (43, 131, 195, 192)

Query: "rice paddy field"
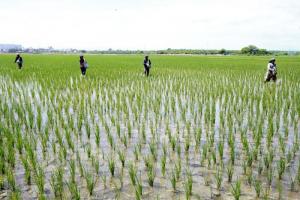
(0, 54, 300, 200)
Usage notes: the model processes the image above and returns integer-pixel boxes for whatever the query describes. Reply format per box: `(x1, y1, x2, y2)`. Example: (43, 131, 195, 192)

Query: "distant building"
(0, 44, 22, 52)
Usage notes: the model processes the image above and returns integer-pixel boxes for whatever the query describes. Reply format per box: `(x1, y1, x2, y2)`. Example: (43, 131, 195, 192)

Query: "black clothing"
(79, 57, 86, 75)
(80, 67, 86, 75)
(143, 58, 151, 76)
(15, 55, 23, 69)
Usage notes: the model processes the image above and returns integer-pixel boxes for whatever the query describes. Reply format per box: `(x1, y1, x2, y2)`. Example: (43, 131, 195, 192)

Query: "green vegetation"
(0, 54, 299, 199)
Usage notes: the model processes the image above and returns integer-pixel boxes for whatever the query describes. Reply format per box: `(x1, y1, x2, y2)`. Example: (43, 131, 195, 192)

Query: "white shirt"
(267, 63, 276, 73)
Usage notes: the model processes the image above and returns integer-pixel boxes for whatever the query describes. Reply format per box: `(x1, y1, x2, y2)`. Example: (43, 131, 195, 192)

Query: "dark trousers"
(18, 63, 22, 69)
(144, 66, 150, 76)
(80, 67, 86, 75)
(265, 72, 277, 82)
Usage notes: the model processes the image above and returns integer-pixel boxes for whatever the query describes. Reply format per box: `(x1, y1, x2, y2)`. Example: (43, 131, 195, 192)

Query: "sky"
(0, 0, 300, 50)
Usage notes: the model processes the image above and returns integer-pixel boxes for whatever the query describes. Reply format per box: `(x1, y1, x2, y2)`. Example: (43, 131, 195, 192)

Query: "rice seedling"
(67, 180, 81, 200)
(0, 175, 4, 190)
(7, 167, 17, 192)
(226, 163, 234, 183)
(118, 150, 126, 168)
(142, 154, 155, 186)
(161, 154, 166, 177)
(69, 159, 76, 183)
(253, 178, 262, 198)
(170, 168, 177, 191)
(34, 166, 45, 199)
(184, 169, 193, 199)
(128, 162, 137, 186)
(214, 168, 223, 191)
(267, 167, 274, 186)
(135, 175, 143, 200)
(231, 179, 241, 200)
(277, 157, 286, 180)
(108, 156, 116, 177)
(85, 170, 97, 196)
(50, 166, 64, 199)
(20, 155, 31, 185)
(149, 139, 158, 161)
(174, 159, 182, 181)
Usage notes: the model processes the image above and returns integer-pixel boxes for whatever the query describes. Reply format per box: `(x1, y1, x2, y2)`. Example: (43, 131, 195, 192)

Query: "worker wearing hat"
(143, 55, 151, 77)
(265, 58, 277, 82)
(79, 54, 88, 75)
(14, 54, 23, 69)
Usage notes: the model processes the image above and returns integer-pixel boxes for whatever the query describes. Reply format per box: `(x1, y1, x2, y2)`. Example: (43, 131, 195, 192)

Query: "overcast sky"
(1, 0, 299, 50)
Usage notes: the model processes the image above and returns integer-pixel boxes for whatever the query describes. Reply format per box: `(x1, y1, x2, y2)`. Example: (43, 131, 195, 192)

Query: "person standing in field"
(14, 54, 23, 69)
(143, 56, 151, 76)
(265, 58, 277, 82)
(79, 55, 88, 76)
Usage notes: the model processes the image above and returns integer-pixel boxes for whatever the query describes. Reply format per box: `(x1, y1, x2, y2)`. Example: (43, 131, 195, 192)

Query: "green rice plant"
(50, 166, 64, 199)
(147, 165, 155, 187)
(9, 191, 21, 200)
(257, 159, 263, 175)
(194, 128, 202, 150)
(86, 143, 91, 158)
(161, 154, 166, 177)
(214, 168, 223, 191)
(149, 139, 158, 161)
(144, 155, 155, 187)
(217, 141, 224, 160)
(277, 157, 286, 180)
(85, 170, 96, 196)
(67, 180, 80, 200)
(128, 162, 137, 186)
(118, 150, 126, 168)
(91, 156, 100, 174)
(107, 132, 115, 149)
(267, 167, 273, 186)
(16, 130, 23, 155)
(231, 179, 241, 200)
(121, 133, 128, 148)
(246, 168, 253, 186)
(116, 123, 121, 139)
(95, 126, 101, 148)
(184, 169, 193, 199)
(7, 167, 17, 192)
(20, 155, 31, 185)
(69, 159, 76, 183)
(108, 156, 116, 177)
(0, 175, 4, 190)
(253, 178, 262, 198)
(65, 130, 74, 152)
(135, 175, 143, 200)
(34, 166, 45, 199)
(184, 135, 190, 152)
(127, 123, 132, 138)
(226, 163, 234, 183)
(170, 168, 177, 191)
(262, 187, 270, 200)
(133, 145, 139, 161)
(174, 159, 182, 181)
(211, 149, 217, 165)
(170, 135, 176, 152)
